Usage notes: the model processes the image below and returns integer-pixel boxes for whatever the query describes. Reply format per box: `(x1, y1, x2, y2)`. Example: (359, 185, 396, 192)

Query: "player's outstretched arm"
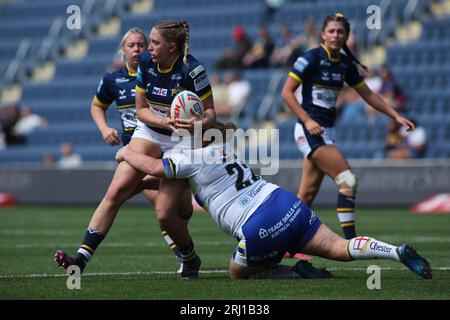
(355, 83, 415, 131)
(116, 146, 165, 177)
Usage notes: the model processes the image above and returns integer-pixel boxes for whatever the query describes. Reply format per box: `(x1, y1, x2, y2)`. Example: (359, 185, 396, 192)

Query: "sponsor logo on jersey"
(294, 57, 309, 72)
(320, 60, 332, 66)
(115, 77, 129, 83)
(331, 73, 342, 81)
(189, 65, 205, 78)
(239, 196, 250, 207)
(171, 73, 182, 81)
(249, 250, 278, 262)
(309, 210, 317, 225)
(321, 71, 330, 81)
(152, 87, 168, 96)
(259, 228, 268, 239)
(194, 73, 209, 91)
(148, 67, 157, 77)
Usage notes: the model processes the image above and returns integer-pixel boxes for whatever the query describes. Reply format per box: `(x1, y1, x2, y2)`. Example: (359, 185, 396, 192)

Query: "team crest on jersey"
(353, 236, 371, 252)
(321, 71, 330, 81)
(171, 87, 185, 96)
(294, 57, 308, 72)
(152, 87, 168, 96)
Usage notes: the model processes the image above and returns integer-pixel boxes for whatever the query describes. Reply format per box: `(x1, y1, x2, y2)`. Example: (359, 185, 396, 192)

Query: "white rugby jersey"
(162, 143, 278, 239)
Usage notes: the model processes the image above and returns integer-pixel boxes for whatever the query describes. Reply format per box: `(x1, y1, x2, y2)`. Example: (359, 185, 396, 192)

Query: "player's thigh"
(128, 137, 163, 158)
(310, 144, 350, 179)
(156, 178, 191, 216)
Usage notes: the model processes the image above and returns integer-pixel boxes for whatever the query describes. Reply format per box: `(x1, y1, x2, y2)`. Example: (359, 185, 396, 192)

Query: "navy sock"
(337, 193, 356, 239)
(77, 228, 105, 262)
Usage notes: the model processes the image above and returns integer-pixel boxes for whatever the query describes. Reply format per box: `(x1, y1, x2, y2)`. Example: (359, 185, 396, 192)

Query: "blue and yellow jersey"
(136, 50, 212, 135)
(94, 64, 138, 141)
(289, 44, 365, 127)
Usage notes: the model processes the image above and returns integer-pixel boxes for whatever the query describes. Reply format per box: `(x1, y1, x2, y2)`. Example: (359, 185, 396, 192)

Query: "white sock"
(348, 236, 400, 261)
(249, 265, 302, 279)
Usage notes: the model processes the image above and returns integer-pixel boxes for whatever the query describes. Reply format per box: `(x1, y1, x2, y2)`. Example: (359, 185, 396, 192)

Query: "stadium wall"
(0, 160, 449, 207)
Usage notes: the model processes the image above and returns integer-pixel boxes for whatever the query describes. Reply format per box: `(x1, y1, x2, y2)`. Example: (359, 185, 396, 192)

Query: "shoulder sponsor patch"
(294, 57, 309, 73)
(189, 65, 205, 78)
(194, 73, 209, 91)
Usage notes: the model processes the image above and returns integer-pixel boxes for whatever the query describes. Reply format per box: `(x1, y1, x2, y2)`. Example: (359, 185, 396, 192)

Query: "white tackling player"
(115, 122, 431, 280)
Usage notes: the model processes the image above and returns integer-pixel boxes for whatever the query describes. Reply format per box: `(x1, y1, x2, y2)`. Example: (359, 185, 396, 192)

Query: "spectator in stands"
(281, 13, 415, 240)
(336, 86, 366, 122)
(270, 23, 306, 67)
(13, 106, 48, 138)
(216, 25, 252, 70)
(0, 125, 5, 150)
(42, 152, 55, 167)
(226, 71, 251, 120)
(387, 119, 427, 159)
(57, 142, 82, 169)
(0, 104, 26, 146)
(210, 73, 230, 120)
(384, 121, 404, 157)
(242, 25, 275, 69)
(263, 0, 285, 23)
(366, 65, 407, 120)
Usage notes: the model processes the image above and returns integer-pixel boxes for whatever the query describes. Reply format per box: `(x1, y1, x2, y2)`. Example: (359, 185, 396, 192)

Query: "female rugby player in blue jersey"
(89, 28, 184, 266)
(281, 14, 415, 239)
(115, 121, 431, 280)
(91, 28, 147, 146)
(55, 21, 216, 279)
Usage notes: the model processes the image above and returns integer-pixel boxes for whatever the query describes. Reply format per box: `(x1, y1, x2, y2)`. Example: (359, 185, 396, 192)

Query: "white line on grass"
(0, 241, 235, 249)
(1, 267, 449, 279)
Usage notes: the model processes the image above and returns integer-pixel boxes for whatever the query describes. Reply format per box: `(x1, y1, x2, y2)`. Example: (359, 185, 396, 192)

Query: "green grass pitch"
(0, 205, 449, 300)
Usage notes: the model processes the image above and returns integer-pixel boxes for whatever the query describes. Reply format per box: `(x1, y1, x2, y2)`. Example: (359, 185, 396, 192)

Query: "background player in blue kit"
(91, 28, 147, 146)
(281, 13, 415, 239)
(115, 121, 431, 280)
(55, 21, 216, 279)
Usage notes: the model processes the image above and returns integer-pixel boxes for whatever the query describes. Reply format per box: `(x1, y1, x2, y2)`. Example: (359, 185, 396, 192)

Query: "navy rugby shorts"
(233, 188, 321, 267)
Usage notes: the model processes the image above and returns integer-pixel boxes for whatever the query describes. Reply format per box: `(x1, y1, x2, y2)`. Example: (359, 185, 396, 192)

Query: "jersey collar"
(125, 63, 137, 77)
(157, 54, 180, 74)
(320, 44, 340, 62)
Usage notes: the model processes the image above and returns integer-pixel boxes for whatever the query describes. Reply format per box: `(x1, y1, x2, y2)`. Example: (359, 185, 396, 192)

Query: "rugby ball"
(170, 90, 205, 120)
